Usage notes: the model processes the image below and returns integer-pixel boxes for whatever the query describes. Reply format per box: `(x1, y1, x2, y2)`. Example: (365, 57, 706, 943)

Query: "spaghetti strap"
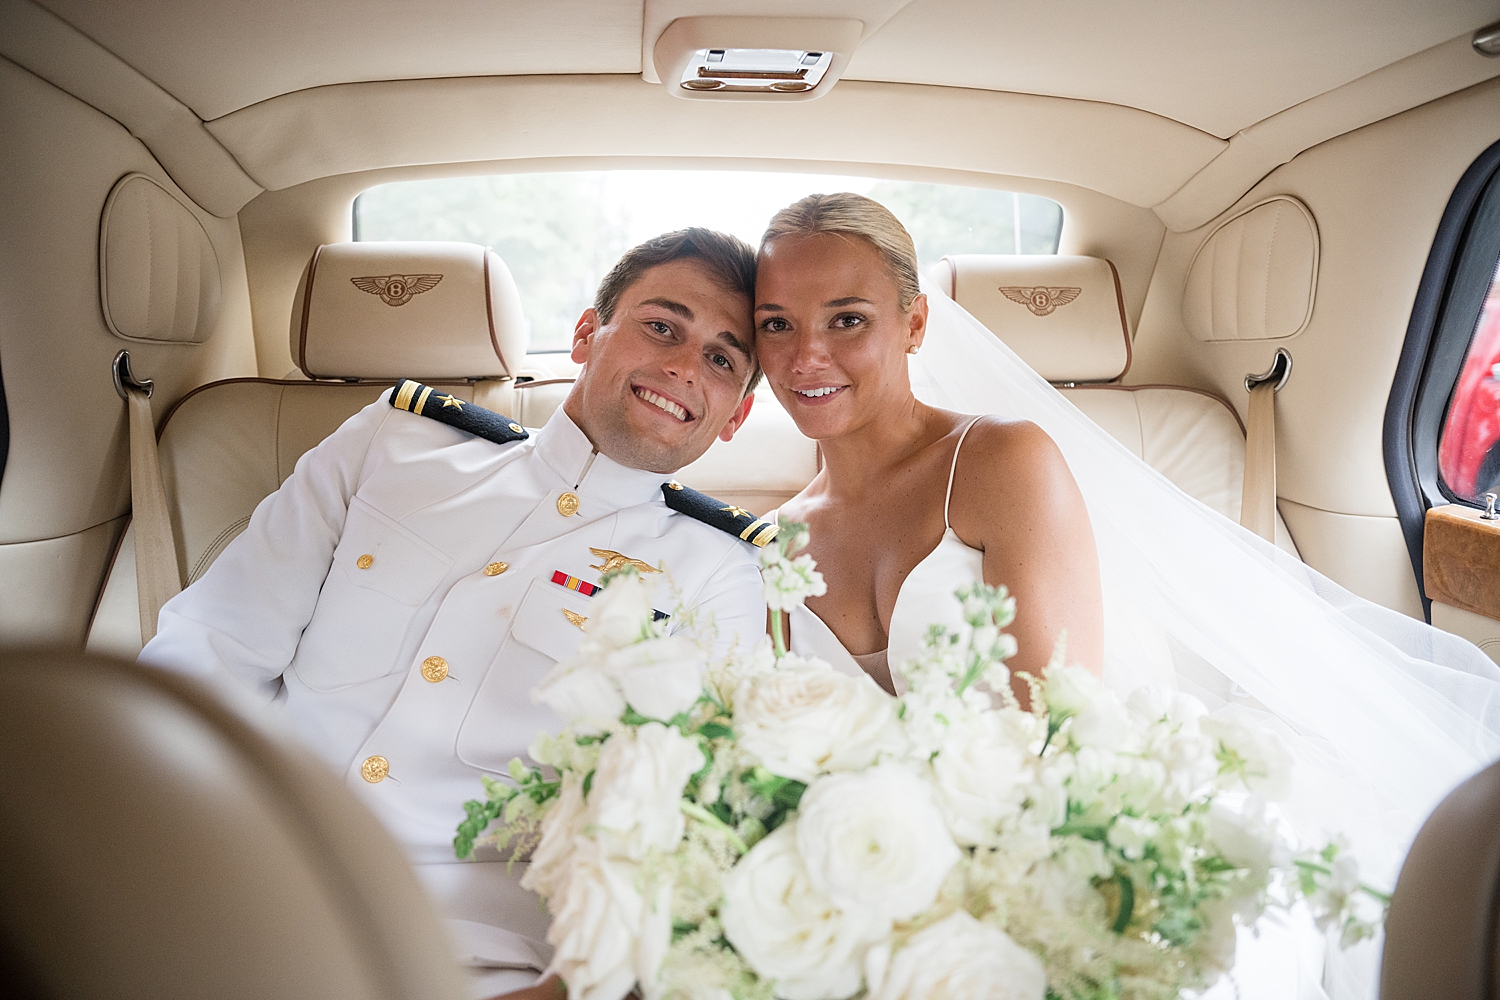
(943, 416, 984, 531)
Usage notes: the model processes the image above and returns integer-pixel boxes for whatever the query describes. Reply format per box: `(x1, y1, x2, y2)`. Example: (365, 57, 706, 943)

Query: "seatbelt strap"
(1240, 379, 1277, 543)
(125, 386, 181, 642)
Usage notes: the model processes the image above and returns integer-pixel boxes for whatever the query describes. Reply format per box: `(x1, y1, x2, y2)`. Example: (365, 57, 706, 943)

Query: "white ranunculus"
(1046, 664, 1131, 750)
(796, 764, 960, 921)
(606, 634, 704, 721)
(532, 657, 627, 734)
(866, 912, 1046, 1000)
(720, 823, 889, 1000)
(520, 772, 588, 901)
(588, 722, 704, 861)
(734, 656, 905, 781)
(544, 838, 648, 1000)
(931, 713, 1029, 846)
(1201, 713, 1294, 801)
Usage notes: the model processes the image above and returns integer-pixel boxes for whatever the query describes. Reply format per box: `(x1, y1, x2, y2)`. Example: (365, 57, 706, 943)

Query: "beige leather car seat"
(1381, 757, 1500, 1000)
(87, 241, 818, 657)
(934, 254, 1299, 555)
(0, 647, 468, 1000)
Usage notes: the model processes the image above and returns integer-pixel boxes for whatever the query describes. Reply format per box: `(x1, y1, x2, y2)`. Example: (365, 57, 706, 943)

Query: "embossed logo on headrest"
(350, 273, 443, 307)
(999, 286, 1080, 317)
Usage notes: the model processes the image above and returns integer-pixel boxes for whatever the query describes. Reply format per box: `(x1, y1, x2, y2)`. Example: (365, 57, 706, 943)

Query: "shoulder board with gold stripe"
(661, 481, 779, 548)
(388, 379, 529, 445)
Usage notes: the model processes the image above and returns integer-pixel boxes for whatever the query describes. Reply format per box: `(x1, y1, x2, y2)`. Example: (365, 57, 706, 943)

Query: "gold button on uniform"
(360, 756, 390, 783)
(556, 491, 581, 517)
(508, 422, 523, 434)
(483, 561, 509, 576)
(421, 655, 449, 683)
(356, 554, 374, 569)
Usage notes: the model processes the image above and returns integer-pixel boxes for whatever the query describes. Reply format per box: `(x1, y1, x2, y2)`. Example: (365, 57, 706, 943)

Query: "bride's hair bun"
(762, 193, 921, 311)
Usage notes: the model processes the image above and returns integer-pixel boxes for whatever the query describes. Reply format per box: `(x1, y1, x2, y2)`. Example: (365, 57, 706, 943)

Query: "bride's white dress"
(780, 282, 1500, 1000)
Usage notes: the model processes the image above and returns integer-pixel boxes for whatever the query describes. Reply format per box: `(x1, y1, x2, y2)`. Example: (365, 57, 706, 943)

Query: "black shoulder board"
(388, 379, 529, 445)
(661, 481, 779, 548)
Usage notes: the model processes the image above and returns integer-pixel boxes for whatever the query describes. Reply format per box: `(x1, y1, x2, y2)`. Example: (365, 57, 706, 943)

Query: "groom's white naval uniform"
(141, 384, 768, 986)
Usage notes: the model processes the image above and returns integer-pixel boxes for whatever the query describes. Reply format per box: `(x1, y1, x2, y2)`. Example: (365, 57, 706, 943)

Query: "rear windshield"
(354, 171, 1063, 351)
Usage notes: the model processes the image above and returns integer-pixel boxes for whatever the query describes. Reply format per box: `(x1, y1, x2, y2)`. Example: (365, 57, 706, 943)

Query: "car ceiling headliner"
(29, 0, 1500, 138)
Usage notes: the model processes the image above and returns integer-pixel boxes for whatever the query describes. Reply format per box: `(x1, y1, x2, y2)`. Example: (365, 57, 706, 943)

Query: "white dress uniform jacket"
(140, 392, 765, 987)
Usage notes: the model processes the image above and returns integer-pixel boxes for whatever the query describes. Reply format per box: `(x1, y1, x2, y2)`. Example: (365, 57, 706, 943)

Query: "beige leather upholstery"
(932, 254, 1131, 383)
(1381, 756, 1500, 1000)
(1181, 196, 1319, 342)
(944, 254, 1298, 554)
(0, 647, 468, 1000)
(291, 241, 528, 380)
(100, 172, 223, 343)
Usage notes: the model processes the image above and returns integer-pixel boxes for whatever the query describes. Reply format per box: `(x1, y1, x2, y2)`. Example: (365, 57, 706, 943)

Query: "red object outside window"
(1439, 258, 1500, 502)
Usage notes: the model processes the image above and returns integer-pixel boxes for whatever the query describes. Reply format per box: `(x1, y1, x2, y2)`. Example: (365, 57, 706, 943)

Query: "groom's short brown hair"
(593, 228, 761, 395)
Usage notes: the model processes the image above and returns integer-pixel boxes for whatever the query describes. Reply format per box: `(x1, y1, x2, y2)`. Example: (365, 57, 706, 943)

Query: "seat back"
(88, 242, 818, 657)
(1381, 757, 1500, 1000)
(935, 254, 1298, 553)
(0, 647, 467, 1000)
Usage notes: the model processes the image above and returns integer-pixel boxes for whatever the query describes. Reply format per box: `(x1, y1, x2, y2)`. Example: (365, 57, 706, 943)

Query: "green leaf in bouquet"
(453, 797, 505, 859)
(582, 768, 595, 797)
(697, 721, 734, 740)
(1109, 870, 1136, 934)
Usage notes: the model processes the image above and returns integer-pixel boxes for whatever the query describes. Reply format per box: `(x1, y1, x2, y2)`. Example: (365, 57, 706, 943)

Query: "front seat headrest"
(290, 241, 528, 381)
(932, 254, 1131, 383)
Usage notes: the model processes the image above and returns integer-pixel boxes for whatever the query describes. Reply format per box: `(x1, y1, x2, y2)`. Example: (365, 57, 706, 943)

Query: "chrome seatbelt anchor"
(1245, 348, 1293, 394)
(1483, 493, 1498, 520)
(112, 350, 155, 400)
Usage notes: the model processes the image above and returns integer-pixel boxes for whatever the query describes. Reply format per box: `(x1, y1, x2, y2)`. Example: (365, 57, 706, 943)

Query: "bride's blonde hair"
(761, 193, 922, 311)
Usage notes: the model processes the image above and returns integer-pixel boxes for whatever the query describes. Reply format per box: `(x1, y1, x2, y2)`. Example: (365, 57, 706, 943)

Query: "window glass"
(354, 171, 1063, 351)
(1438, 256, 1500, 502)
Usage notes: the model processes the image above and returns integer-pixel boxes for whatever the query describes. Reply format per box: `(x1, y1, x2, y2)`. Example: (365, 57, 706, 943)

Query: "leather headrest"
(289, 241, 528, 380)
(933, 254, 1131, 383)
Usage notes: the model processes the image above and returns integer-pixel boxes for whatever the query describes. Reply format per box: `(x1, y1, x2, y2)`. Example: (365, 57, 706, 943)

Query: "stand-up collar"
(532, 408, 669, 511)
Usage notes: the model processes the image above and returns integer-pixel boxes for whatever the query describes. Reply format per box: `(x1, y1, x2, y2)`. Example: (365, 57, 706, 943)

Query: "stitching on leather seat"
(191, 516, 252, 584)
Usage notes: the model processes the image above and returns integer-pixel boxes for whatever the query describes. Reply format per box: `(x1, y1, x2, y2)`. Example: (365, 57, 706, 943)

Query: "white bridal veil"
(908, 281, 1500, 993)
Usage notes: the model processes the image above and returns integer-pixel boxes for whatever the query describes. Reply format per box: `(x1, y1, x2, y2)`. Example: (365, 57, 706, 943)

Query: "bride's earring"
(907, 345, 920, 355)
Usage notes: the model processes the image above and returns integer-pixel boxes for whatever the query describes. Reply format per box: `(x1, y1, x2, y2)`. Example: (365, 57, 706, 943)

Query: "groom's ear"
(717, 392, 755, 443)
(570, 308, 600, 365)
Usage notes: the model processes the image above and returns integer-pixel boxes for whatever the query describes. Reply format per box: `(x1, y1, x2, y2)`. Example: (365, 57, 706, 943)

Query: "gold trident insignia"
(588, 547, 662, 576)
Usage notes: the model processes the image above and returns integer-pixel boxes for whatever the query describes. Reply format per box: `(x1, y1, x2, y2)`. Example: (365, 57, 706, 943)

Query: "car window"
(354, 171, 1063, 351)
(1438, 257, 1500, 503)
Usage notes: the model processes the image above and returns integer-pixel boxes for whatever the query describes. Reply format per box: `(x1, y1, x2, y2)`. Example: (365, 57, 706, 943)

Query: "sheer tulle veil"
(909, 280, 1500, 894)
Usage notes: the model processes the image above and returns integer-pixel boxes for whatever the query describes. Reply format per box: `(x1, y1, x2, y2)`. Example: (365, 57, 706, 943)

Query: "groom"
(139, 228, 771, 996)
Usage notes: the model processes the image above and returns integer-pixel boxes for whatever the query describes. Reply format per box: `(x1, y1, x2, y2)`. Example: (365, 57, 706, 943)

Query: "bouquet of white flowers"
(455, 526, 1386, 1000)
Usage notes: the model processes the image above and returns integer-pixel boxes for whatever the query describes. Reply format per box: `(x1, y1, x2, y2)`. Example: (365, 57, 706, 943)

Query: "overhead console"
(641, 0, 914, 102)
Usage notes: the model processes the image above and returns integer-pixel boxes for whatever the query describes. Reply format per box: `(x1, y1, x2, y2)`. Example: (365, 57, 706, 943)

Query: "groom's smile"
(564, 256, 757, 475)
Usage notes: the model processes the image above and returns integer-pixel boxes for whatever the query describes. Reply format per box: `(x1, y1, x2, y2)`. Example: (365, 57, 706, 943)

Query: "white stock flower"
(866, 912, 1046, 1000)
(1202, 714, 1294, 801)
(720, 823, 888, 1000)
(735, 656, 905, 782)
(796, 764, 961, 921)
(606, 634, 704, 720)
(931, 713, 1030, 846)
(1206, 798, 1288, 880)
(1106, 815, 1160, 860)
(543, 838, 670, 1000)
(588, 722, 704, 861)
(760, 545, 828, 612)
(520, 772, 588, 901)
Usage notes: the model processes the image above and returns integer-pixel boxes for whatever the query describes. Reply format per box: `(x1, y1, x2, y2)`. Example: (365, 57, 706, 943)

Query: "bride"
(754, 193, 1500, 998)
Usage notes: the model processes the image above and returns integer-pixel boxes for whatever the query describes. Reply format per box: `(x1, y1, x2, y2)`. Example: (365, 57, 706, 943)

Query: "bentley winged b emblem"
(350, 273, 444, 307)
(999, 286, 1081, 317)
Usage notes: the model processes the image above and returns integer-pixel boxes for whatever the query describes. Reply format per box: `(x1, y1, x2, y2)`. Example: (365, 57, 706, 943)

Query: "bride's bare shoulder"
(952, 415, 1079, 508)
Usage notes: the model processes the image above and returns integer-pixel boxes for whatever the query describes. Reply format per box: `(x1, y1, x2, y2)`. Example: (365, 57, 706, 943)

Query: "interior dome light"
(680, 48, 834, 95)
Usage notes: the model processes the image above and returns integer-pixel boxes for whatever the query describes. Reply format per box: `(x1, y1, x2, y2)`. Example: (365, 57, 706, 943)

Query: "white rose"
(588, 722, 704, 861)
(720, 823, 888, 1000)
(532, 657, 627, 734)
(1045, 664, 1131, 750)
(606, 634, 704, 721)
(544, 838, 667, 1000)
(1201, 714, 1294, 801)
(585, 572, 657, 649)
(520, 773, 588, 901)
(735, 656, 905, 782)
(796, 764, 960, 921)
(866, 912, 1046, 1000)
(931, 713, 1029, 846)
